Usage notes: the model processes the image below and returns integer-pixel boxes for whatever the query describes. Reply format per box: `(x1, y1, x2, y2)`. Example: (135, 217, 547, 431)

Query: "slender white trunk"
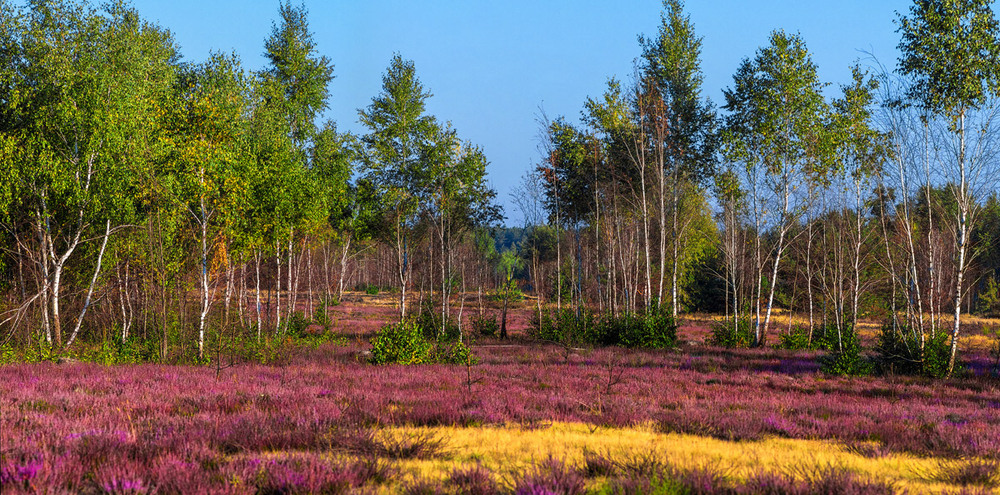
(949, 110, 969, 377)
(275, 244, 282, 333)
(338, 234, 352, 301)
(65, 220, 111, 348)
(255, 252, 262, 341)
(198, 213, 209, 360)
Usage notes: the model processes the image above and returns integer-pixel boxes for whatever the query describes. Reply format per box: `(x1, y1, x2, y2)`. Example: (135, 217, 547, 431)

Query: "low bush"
(875, 323, 953, 378)
(86, 335, 158, 365)
(470, 313, 499, 338)
(709, 317, 755, 348)
(432, 341, 477, 365)
(416, 302, 460, 342)
(529, 307, 677, 349)
(286, 311, 311, 337)
(370, 320, 432, 365)
(369, 319, 476, 365)
(776, 326, 814, 350)
(819, 323, 870, 376)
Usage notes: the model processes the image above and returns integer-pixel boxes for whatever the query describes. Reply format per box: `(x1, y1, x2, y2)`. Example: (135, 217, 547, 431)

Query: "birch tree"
(722, 30, 834, 346)
(640, 0, 717, 317)
(360, 54, 435, 319)
(167, 53, 252, 360)
(897, 0, 1000, 376)
(1, 0, 176, 349)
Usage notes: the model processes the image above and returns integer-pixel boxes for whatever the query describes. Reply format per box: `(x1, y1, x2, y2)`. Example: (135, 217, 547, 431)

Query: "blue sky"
(126, 0, 910, 225)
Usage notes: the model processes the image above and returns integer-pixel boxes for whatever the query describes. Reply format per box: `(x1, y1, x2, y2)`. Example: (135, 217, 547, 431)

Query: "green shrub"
(416, 302, 460, 341)
(976, 275, 1000, 317)
(369, 319, 478, 366)
(313, 298, 336, 330)
(529, 307, 677, 349)
(433, 341, 478, 365)
(490, 283, 524, 303)
(23, 333, 57, 363)
(875, 324, 953, 378)
(820, 324, 870, 376)
(709, 318, 755, 348)
(529, 308, 592, 345)
(87, 335, 157, 365)
(0, 342, 15, 365)
(286, 311, 311, 337)
(776, 326, 814, 350)
(471, 313, 499, 338)
(599, 307, 677, 349)
(370, 320, 432, 365)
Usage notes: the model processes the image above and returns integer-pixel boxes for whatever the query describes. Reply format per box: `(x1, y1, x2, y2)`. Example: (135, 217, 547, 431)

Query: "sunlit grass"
(381, 422, 988, 494)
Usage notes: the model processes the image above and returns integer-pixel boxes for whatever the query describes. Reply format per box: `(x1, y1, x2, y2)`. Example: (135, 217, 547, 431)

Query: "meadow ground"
(1, 297, 999, 494)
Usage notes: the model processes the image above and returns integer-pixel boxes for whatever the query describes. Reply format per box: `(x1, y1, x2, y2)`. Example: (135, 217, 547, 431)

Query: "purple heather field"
(1, 302, 999, 493)
(2, 326, 999, 493)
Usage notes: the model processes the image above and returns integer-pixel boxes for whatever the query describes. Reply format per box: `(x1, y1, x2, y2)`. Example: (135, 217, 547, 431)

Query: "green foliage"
(776, 327, 815, 350)
(432, 341, 477, 365)
(354, 283, 382, 295)
(709, 318, 755, 348)
(285, 311, 311, 337)
(370, 320, 433, 365)
(490, 281, 524, 303)
(820, 325, 870, 376)
(723, 30, 834, 182)
(529, 307, 678, 349)
(416, 302, 460, 341)
(263, 0, 334, 146)
(313, 297, 337, 331)
(86, 336, 158, 365)
(0, 341, 15, 365)
(976, 275, 1000, 317)
(369, 318, 476, 365)
(597, 307, 678, 349)
(897, 0, 1000, 116)
(874, 324, 953, 378)
(811, 321, 849, 353)
(21, 333, 58, 363)
(471, 313, 499, 338)
(638, 0, 718, 184)
(529, 308, 592, 345)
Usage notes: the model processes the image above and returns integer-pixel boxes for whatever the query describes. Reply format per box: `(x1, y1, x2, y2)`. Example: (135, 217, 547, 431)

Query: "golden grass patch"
(379, 422, 993, 494)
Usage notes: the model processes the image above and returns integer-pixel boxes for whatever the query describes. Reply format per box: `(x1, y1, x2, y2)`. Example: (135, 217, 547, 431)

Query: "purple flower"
(102, 477, 144, 493)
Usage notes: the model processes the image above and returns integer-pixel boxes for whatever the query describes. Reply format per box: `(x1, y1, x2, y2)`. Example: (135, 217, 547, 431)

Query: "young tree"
(359, 54, 435, 319)
(722, 30, 834, 346)
(312, 121, 363, 303)
(831, 66, 887, 336)
(166, 53, 253, 359)
(261, 0, 334, 330)
(640, 0, 718, 317)
(897, 0, 1000, 376)
(263, 0, 333, 149)
(419, 123, 500, 337)
(495, 249, 523, 339)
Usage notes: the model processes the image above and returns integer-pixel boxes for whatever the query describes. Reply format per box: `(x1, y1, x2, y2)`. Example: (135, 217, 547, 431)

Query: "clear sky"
(121, 0, 910, 225)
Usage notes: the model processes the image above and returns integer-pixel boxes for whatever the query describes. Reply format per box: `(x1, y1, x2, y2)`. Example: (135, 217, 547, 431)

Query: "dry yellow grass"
(375, 422, 997, 494)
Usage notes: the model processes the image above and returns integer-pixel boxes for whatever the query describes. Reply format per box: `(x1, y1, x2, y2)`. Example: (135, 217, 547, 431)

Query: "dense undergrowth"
(709, 317, 996, 379)
(0, 311, 346, 367)
(529, 306, 679, 349)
